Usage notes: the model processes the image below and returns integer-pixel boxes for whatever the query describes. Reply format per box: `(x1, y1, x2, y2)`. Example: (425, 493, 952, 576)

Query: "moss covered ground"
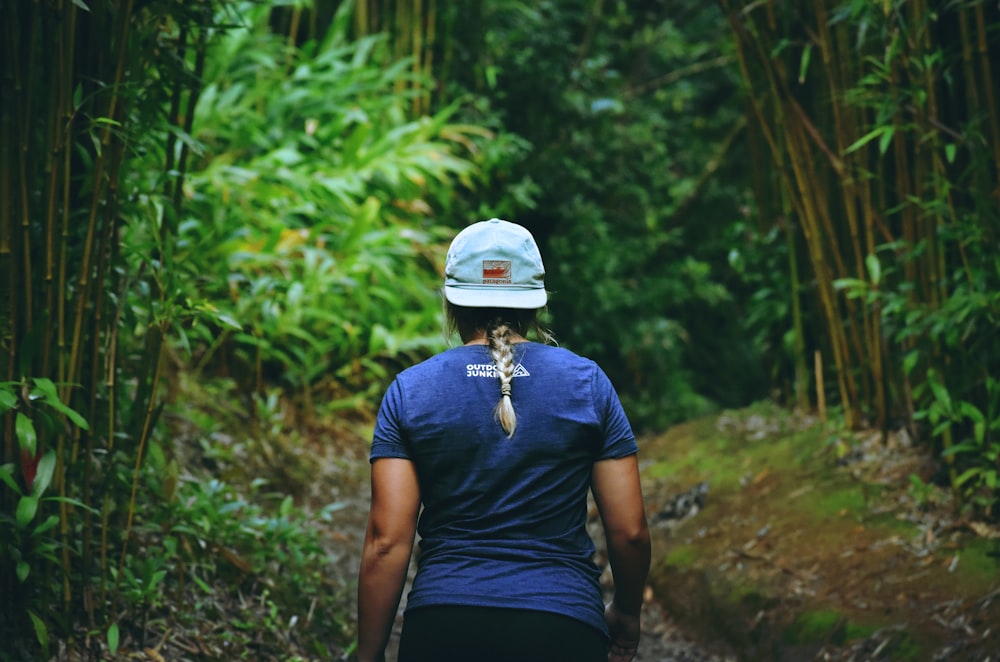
(641, 403, 1000, 661)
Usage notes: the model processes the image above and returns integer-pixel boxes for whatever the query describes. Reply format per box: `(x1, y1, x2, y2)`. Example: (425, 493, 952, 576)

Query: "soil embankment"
(639, 405, 1000, 660)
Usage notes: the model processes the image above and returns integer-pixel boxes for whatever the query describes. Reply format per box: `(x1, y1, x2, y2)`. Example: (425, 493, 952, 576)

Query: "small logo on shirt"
(482, 260, 511, 284)
(466, 363, 530, 378)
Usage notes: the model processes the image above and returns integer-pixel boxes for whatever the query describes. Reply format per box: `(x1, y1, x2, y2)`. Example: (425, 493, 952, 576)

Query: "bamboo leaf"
(32, 379, 90, 430)
(844, 125, 889, 154)
(798, 43, 812, 83)
(877, 125, 895, 155)
(107, 623, 119, 656)
(27, 610, 48, 650)
(865, 254, 881, 286)
(955, 467, 981, 487)
(945, 143, 956, 163)
(16, 561, 30, 583)
(926, 370, 953, 413)
(43, 496, 99, 514)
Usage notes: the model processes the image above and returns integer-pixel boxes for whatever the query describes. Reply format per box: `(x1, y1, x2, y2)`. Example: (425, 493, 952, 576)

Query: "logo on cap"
(482, 260, 512, 284)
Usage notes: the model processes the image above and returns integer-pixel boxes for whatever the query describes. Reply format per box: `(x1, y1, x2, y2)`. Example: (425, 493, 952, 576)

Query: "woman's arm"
(592, 454, 651, 662)
(356, 458, 421, 662)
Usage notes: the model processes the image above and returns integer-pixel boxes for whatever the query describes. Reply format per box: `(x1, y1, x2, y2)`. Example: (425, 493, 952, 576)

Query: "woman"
(356, 218, 651, 662)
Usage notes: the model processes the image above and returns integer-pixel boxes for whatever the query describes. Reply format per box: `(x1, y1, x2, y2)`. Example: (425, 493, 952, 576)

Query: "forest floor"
(330, 402, 1000, 662)
(66, 399, 999, 662)
(317, 402, 999, 662)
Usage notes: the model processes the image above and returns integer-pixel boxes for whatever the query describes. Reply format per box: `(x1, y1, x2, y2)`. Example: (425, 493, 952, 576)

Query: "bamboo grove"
(1, 0, 217, 650)
(720, 0, 1000, 492)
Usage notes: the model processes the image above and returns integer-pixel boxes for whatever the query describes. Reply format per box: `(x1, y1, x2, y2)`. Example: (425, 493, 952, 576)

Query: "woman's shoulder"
(527, 342, 599, 369)
(394, 345, 488, 379)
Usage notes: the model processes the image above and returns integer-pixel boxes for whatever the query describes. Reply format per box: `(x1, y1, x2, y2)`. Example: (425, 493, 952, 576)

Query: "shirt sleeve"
(592, 364, 638, 460)
(370, 378, 413, 462)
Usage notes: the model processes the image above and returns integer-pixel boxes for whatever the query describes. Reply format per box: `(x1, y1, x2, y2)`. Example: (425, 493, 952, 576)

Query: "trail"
(334, 438, 732, 662)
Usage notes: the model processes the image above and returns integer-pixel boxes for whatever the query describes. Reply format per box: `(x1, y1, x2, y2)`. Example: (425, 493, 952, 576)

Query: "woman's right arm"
(356, 458, 420, 662)
(592, 454, 651, 662)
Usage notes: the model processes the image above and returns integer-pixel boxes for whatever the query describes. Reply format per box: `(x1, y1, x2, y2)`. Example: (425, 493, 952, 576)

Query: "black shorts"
(397, 605, 608, 662)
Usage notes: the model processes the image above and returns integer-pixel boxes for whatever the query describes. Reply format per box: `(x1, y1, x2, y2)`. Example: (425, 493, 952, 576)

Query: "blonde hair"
(488, 321, 518, 437)
(445, 302, 554, 438)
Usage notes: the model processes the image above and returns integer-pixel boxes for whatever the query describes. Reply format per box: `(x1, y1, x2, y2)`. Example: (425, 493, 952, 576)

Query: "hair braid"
(488, 321, 517, 437)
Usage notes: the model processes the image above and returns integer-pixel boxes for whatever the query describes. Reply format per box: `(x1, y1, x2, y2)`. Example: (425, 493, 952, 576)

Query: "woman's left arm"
(356, 458, 421, 662)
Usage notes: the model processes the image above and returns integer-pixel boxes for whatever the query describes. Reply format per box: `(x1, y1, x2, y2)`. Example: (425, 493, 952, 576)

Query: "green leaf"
(877, 125, 895, 155)
(865, 254, 881, 286)
(0, 389, 16, 414)
(798, 43, 812, 83)
(944, 143, 957, 163)
(0, 463, 23, 496)
(15, 413, 37, 455)
(32, 451, 57, 497)
(32, 515, 60, 537)
(926, 370, 952, 413)
(957, 401, 985, 424)
(31, 378, 90, 430)
(16, 561, 30, 583)
(107, 623, 119, 656)
(43, 496, 99, 515)
(17, 495, 40, 527)
(31, 377, 59, 401)
(27, 610, 48, 650)
(845, 126, 889, 154)
(955, 467, 981, 487)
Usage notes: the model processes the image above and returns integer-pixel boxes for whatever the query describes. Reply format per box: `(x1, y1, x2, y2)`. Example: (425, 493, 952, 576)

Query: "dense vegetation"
(2, 0, 998, 658)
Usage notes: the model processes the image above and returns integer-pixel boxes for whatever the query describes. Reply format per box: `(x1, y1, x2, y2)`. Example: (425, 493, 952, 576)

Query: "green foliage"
(0, 379, 93, 657)
(137, 0, 483, 411)
(103, 463, 350, 658)
(435, 0, 763, 430)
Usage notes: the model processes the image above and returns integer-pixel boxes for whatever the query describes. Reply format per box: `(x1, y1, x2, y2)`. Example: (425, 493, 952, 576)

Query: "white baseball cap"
(443, 219, 547, 309)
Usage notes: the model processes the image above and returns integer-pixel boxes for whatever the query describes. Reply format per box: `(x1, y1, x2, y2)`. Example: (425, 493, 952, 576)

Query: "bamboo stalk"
(17, 2, 39, 335)
(784, 112, 856, 426)
(723, 0, 812, 411)
(1, 0, 17, 470)
(974, 2, 1000, 191)
(63, 0, 136, 404)
(815, 350, 826, 422)
(786, 190, 809, 412)
(114, 326, 165, 600)
(411, 0, 422, 115)
(745, 3, 860, 423)
(423, 0, 435, 112)
(816, 1, 883, 426)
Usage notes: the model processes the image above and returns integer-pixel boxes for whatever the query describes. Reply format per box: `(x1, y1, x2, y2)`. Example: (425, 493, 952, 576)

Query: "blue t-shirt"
(370, 342, 638, 636)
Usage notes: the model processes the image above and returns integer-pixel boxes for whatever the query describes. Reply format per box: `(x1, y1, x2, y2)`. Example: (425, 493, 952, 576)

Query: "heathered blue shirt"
(370, 342, 638, 636)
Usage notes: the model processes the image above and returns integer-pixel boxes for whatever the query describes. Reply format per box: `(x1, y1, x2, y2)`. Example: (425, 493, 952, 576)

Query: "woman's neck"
(463, 331, 527, 346)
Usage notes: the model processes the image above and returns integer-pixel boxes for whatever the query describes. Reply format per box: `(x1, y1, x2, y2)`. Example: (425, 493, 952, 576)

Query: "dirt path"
(330, 433, 733, 662)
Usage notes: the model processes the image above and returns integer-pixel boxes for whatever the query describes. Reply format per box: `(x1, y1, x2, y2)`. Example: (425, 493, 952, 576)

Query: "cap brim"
(444, 286, 547, 309)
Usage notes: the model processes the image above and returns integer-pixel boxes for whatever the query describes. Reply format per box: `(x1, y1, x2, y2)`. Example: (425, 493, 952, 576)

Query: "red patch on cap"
(482, 260, 512, 284)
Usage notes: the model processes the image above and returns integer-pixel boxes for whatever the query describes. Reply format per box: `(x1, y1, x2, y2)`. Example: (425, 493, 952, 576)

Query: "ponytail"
(488, 321, 517, 438)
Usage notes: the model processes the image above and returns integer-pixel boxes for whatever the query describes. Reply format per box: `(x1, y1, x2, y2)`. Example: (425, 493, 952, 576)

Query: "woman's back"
(371, 342, 636, 633)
